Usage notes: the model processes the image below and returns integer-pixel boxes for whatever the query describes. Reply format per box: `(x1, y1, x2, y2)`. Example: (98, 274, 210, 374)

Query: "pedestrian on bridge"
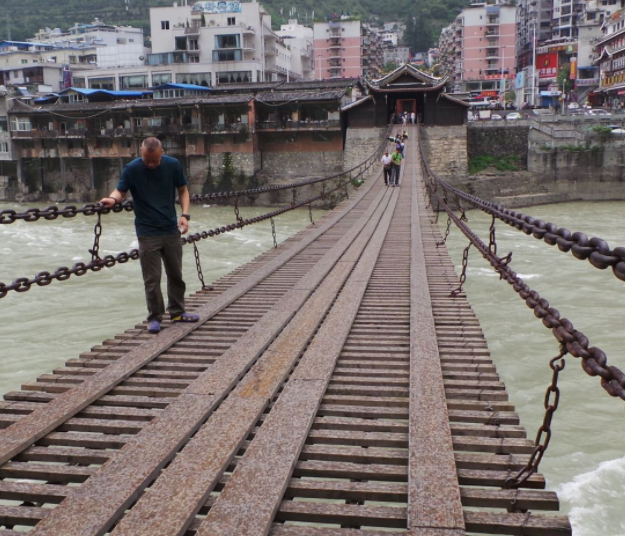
(380, 150, 392, 186)
(390, 147, 403, 187)
(99, 137, 200, 334)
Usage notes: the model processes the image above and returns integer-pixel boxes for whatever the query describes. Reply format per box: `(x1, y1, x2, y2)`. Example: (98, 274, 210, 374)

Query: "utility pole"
(531, 20, 536, 107)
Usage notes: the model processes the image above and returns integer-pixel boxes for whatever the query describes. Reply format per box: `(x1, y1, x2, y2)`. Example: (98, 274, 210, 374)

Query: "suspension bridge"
(0, 124, 623, 536)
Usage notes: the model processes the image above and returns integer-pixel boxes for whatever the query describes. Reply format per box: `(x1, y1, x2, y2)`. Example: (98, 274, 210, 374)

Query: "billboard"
(191, 1, 241, 13)
(516, 71, 524, 90)
(537, 52, 558, 79)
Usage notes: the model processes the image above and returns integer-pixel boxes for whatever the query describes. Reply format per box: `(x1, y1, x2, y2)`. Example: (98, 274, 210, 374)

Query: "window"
(216, 71, 251, 84)
(89, 77, 115, 90)
(0, 142, 8, 153)
(161, 20, 170, 30)
(10, 118, 32, 131)
(0, 119, 8, 132)
(213, 49, 242, 61)
(21, 59, 27, 64)
(120, 74, 148, 89)
(69, 55, 77, 64)
(68, 94, 84, 103)
(227, 17, 236, 25)
(189, 55, 199, 63)
(148, 117, 163, 127)
(215, 34, 241, 49)
(176, 72, 211, 86)
(152, 72, 172, 85)
(95, 138, 113, 149)
(117, 38, 127, 44)
(134, 118, 143, 127)
(73, 77, 86, 88)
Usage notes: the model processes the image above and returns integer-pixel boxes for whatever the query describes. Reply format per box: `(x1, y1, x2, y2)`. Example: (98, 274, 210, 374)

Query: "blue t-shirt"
(117, 155, 188, 237)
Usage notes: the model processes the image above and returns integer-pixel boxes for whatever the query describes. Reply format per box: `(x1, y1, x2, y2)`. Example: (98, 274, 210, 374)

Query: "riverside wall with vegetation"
(423, 121, 625, 208)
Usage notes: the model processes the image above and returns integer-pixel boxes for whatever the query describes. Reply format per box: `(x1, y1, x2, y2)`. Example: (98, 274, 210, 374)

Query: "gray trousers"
(138, 233, 186, 322)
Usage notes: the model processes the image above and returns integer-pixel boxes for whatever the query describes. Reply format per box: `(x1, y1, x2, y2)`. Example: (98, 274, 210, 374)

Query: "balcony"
(265, 46, 278, 56)
(185, 26, 200, 35)
(241, 24, 255, 34)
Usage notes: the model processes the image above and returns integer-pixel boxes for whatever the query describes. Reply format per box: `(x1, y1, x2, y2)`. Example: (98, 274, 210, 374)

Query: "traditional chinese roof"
(341, 95, 373, 111)
(255, 89, 346, 104)
(280, 78, 363, 91)
(438, 93, 470, 107)
(10, 94, 253, 114)
(210, 81, 284, 93)
(366, 64, 446, 93)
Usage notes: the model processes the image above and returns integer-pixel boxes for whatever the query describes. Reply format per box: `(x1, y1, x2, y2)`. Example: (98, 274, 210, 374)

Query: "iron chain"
(89, 212, 103, 262)
(270, 218, 277, 248)
(505, 347, 567, 488)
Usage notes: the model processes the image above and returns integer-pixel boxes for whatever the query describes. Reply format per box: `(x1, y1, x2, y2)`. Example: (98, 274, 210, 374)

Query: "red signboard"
(570, 57, 577, 80)
(479, 91, 499, 97)
(537, 52, 558, 79)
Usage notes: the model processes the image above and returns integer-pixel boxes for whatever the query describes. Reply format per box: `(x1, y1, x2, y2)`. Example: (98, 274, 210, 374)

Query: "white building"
(30, 20, 146, 69)
(276, 20, 314, 80)
(148, 0, 304, 84)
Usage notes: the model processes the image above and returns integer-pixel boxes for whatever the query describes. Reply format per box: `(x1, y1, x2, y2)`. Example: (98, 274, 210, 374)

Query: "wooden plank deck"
(0, 128, 570, 536)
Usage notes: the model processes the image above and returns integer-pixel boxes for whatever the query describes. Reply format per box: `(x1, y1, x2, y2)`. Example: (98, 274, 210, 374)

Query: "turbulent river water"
(0, 199, 623, 535)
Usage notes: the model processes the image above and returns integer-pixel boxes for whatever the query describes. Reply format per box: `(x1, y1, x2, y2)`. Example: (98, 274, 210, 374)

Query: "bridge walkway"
(0, 128, 570, 536)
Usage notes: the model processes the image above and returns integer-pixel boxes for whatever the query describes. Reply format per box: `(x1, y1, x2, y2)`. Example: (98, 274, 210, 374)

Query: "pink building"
(313, 18, 381, 79)
(441, 3, 517, 97)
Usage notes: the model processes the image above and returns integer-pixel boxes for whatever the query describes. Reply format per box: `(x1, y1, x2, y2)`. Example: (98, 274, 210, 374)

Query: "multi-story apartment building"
(67, 0, 310, 92)
(383, 46, 410, 66)
(313, 17, 384, 79)
(440, 2, 516, 99)
(149, 0, 302, 84)
(29, 20, 146, 69)
(276, 20, 314, 81)
(595, 7, 625, 106)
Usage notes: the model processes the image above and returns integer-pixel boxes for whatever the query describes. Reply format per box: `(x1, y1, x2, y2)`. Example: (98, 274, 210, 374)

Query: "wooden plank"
(464, 511, 571, 535)
(0, 173, 381, 468)
(29, 183, 391, 536)
(193, 189, 399, 536)
(408, 136, 465, 535)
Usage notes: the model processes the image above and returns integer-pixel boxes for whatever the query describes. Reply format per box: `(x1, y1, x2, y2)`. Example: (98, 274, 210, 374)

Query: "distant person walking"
(390, 147, 403, 187)
(410, 111, 416, 124)
(99, 137, 200, 334)
(401, 113, 407, 126)
(381, 150, 392, 186)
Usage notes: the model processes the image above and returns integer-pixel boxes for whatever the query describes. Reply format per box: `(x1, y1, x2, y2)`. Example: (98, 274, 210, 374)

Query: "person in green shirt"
(390, 147, 403, 187)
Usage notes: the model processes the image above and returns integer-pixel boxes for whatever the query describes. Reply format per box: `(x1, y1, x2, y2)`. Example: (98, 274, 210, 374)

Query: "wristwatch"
(181, 214, 191, 220)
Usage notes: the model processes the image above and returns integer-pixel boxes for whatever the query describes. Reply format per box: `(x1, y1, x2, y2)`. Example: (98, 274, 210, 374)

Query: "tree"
(405, 7, 433, 53)
(384, 61, 398, 73)
(556, 64, 575, 95)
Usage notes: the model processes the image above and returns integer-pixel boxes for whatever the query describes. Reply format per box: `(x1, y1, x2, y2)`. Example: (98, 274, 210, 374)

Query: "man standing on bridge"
(380, 150, 392, 186)
(390, 146, 403, 187)
(99, 137, 199, 334)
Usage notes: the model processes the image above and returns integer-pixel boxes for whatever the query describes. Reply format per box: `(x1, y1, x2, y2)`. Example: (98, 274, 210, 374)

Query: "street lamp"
(500, 46, 506, 110)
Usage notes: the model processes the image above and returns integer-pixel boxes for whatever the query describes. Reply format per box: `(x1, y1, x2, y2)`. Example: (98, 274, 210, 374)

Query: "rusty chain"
(1, 177, 351, 299)
(192, 241, 213, 291)
(89, 212, 103, 262)
(451, 243, 471, 297)
(488, 214, 498, 256)
(505, 346, 567, 488)
(437, 216, 452, 247)
(0, 202, 133, 225)
(233, 195, 243, 225)
(270, 218, 277, 248)
(0, 249, 140, 299)
(416, 124, 625, 402)
(426, 167, 625, 282)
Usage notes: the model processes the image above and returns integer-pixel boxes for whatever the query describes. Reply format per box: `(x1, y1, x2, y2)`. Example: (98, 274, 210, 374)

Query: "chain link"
(89, 212, 103, 262)
(0, 202, 132, 225)
(451, 243, 471, 297)
(192, 241, 213, 291)
(233, 195, 243, 225)
(488, 214, 498, 256)
(270, 218, 277, 249)
(505, 347, 567, 488)
(437, 216, 452, 247)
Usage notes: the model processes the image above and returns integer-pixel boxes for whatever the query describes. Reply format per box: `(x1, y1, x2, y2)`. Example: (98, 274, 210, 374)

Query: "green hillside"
(2, 0, 471, 50)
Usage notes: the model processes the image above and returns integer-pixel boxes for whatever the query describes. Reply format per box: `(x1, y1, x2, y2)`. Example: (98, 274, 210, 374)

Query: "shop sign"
(537, 52, 558, 78)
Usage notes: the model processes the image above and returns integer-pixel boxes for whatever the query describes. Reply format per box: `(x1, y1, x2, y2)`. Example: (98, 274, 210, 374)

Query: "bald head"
(141, 137, 163, 169)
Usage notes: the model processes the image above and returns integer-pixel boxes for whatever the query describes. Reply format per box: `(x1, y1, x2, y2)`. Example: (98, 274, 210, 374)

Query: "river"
(0, 199, 623, 535)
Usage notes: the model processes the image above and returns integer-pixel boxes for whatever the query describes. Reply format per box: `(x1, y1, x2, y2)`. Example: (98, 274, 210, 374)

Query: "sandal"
(171, 312, 200, 323)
